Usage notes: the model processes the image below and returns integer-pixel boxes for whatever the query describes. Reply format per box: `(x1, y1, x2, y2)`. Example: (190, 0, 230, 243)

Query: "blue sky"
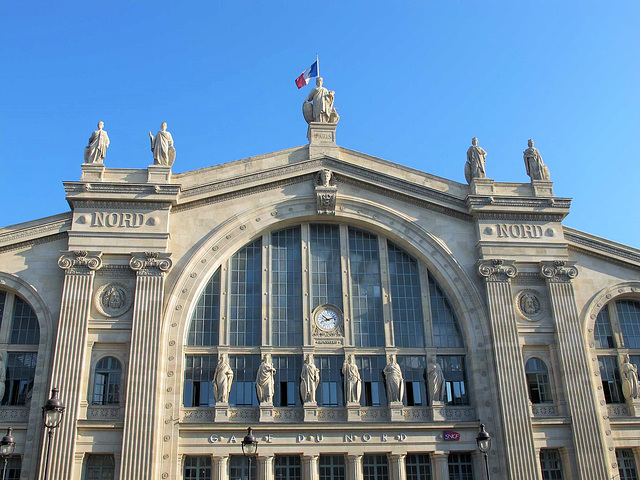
(1, 2, 639, 247)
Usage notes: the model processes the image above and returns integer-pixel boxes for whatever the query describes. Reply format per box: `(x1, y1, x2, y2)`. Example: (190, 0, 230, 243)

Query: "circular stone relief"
(94, 282, 133, 318)
(516, 289, 543, 321)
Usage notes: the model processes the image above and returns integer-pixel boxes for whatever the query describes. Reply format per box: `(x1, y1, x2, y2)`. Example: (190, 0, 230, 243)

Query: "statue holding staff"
(84, 121, 110, 164)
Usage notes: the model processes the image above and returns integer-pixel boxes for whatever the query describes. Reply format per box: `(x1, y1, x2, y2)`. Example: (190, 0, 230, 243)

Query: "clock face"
(316, 308, 340, 331)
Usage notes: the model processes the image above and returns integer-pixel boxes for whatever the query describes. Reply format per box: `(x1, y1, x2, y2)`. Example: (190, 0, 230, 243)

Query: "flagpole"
(316, 54, 320, 77)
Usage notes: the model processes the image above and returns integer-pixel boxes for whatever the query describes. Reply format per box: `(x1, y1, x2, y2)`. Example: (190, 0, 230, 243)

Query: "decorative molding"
(475, 212, 565, 222)
(477, 259, 517, 282)
(512, 272, 546, 286)
(71, 201, 171, 211)
(94, 282, 134, 317)
(0, 407, 30, 421)
(129, 252, 172, 276)
(531, 404, 558, 417)
(0, 215, 72, 245)
(96, 265, 136, 278)
(540, 261, 578, 283)
(565, 228, 640, 266)
(58, 250, 103, 274)
(607, 404, 630, 418)
(0, 232, 68, 254)
(515, 289, 544, 322)
(467, 196, 571, 210)
(64, 183, 180, 196)
(444, 407, 477, 421)
(315, 169, 338, 215)
(87, 406, 124, 420)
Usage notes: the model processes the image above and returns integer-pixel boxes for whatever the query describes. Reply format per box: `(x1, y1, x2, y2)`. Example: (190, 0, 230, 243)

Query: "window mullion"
(418, 263, 434, 349)
(609, 302, 625, 349)
(378, 239, 393, 348)
(0, 293, 15, 344)
(263, 232, 271, 347)
(339, 224, 353, 346)
(301, 223, 311, 346)
(221, 258, 230, 346)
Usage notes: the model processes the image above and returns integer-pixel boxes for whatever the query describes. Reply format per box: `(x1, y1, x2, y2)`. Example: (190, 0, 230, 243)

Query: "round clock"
(315, 305, 341, 332)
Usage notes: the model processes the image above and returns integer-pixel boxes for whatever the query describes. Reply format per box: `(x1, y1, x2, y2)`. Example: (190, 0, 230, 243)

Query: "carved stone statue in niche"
(300, 354, 320, 404)
(213, 353, 234, 403)
(428, 356, 446, 404)
(0, 353, 6, 402)
(303, 77, 339, 124)
(523, 139, 550, 181)
(342, 355, 362, 404)
(255, 354, 276, 404)
(315, 169, 338, 215)
(383, 355, 404, 403)
(622, 354, 640, 400)
(84, 121, 110, 164)
(465, 137, 487, 184)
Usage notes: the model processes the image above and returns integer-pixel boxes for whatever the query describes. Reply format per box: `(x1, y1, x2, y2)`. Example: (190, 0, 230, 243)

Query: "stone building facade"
(1, 122, 640, 480)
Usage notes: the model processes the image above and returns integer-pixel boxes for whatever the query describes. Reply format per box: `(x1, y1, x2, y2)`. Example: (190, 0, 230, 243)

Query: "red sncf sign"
(443, 431, 460, 441)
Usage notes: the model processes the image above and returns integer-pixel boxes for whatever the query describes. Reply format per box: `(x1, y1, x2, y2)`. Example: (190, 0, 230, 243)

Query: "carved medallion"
(94, 282, 133, 318)
(516, 289, 543, 321)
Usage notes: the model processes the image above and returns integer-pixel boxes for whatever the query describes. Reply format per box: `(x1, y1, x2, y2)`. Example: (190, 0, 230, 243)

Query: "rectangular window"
(594, 307, 615, 349)
(398, 356, 427, 406)
(617, 449, 639, 480)
(273, 356, 302, 407)
(229, 355, 259, 407)
(310, 224, 342, 309)
(356, 356, 387, 407)
(274, 455, 302, 480)
(319, 455, 345, 480)
(406, 454, 431, 480)
(10, 297, 39, 345)
(598, 356, 624, 404)
(363, 455, 389, 480)
(272, 227, 302, 346)
(540, 449, 564, 480)
(230, 238, 262, 346)
(315, 355, 344, 407)
(183, 355, 216, 407)
(184, 456, 212, 480)
(448, 452, 474, 480)
(229, 456, 257, 480)
(438, 356, 469, 406)
(5, 457, 21, 480)
(349, 228, 384, 347)
(4, 352, 37, 405)
(388, 242, 425, 348)
(84, 454, 115, 480)
(618, 301, 640, 349)
(188, 268, 220, 346)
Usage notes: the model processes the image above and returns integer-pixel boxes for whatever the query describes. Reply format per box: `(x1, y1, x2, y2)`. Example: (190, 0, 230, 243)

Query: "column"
(302, 454, 319, 480)
(431, 453, 449, 480)
(259, 455, 274, 480)
(213, 456, 229, 480)
(541, 261, 610, 479)
(119, 252, 172, 480)
(39, 251, 102, 480)
(477, 259, 540, 480)
(346, 454, 363, 480)
(389, 454, 406, 480)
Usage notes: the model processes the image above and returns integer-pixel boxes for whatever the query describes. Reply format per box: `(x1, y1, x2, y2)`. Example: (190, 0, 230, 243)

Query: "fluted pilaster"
(303, 454, 319, 480)
(119, 252, 172, 480)
(346, 455, 363, 480)
(541, 260, 609, 479)
(259, 456, 274, 480)
(431, 453, 449, 480)
(213, 456, 229, 480)
(39, 251, 102, 480)
(390, 454, 406, 480)
(477, 259, 540, 480)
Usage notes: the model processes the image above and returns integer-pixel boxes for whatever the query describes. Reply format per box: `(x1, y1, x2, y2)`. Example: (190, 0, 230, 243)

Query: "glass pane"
(594, 307, 615, 348)
(271, 227, 302, 346)
(363, 455, 389, 480)
(598, 356, 624, 404)
(10, 297, 40, 345)
(319, 455, 345, 480)
(188, 268, 221, 346)
(310, 224, 342, 309)
(437, 356, 469, 405)
(430, 276, 463, 348)
(540, 449, 564, 480)
(406, 454, 431, 480)
(230, 239, 262, 346)
(448, 452, 474, 480)
(616, 449, 639, 480)
(618, 301, 640, 349)
(4, 352, 37, 405)
(525, 358, 553, 404)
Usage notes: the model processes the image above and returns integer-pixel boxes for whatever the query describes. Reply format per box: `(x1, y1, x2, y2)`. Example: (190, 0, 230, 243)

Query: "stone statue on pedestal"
(300, 354, 320, 404)
(303, 77, 339, 124)
(149, 122, 176, 166)
(383, 355, 404, 403)
(256, 354, 276, 404)
(622, 354, 640, 400)
(523, 139, 550, 181)
(213, 353, 233, 403)
(84, 121, 110, 164)
(465, 137, 487, 184)
(428, 357, 446, 404)
(342, 354, 362, 404)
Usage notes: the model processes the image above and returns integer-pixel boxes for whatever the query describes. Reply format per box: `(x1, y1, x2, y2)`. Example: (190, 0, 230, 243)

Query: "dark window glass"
(617, 449, 639, 480)
(438, 356, 469, 405)
(525, 358, 553, 404)
(183, 355, 216, 407)
(188, 268, 220, 346)
(429, 276, 463, 348)
(398, 356, 426, 406)
(4, 457, 20, 480)
(594, 307, 615, 349)
(0, 292, 6, 329)
(540, 449, 564, 480)
(274, 455, 302, 480)
(272, 227, 303, 346)
(406, 454, 431, 480)
(92, 357, 122, 405)
(618, 301, 640, 349)
(230, 238, 262, 346)
(349, 228, 384, 347)
(229, 456, 257, 480)
(3, 352, 37, 405)
(315, 355, 344, 407)
(10, 297, 39, 345)
(273, 355, 302, 407)
(229, 355, 259, 407)
(356, 356, 387, 407)
(388, 242, 424, 348)
(184, 456, 212, 480)
(448, 452, 474, 480)
(310, 224, 342, 309)
(363, 454, 389, 480)
(598, 355, 624, 404)
(85, 454, 115, 480)
(319, 455, 345, 480)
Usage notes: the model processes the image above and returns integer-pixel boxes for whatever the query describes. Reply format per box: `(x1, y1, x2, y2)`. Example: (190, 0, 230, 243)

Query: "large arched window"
(525, 358, 553, 404)
(92, 357, 122, 405)
(184, 223, 468, 408)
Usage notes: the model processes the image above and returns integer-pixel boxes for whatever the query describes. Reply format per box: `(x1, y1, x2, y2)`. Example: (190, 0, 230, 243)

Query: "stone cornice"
(130, 252, 172, 276)
(58, 250, 103, 274)
(63, 183, 180, 197)
(564, 227, 640, 268)
(477, 259, 518, 282)
(540, 260, 578, 283)
(0, 213, 72, 248)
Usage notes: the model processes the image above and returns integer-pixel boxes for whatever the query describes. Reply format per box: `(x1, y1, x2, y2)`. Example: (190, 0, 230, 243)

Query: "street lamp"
(42, 388, 65, 480)
(476, 423, 492, 480)
(241, 427, 258, 480)
(0, 427, 15, 479)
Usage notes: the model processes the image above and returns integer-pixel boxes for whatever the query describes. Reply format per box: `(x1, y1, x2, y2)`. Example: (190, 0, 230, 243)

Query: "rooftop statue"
(149, 122, 176, 166)
(84, 121, 110, 164)
(303, 77, 340, 124)
(465, 137, 487, 184)
(523, 139, 550, 181)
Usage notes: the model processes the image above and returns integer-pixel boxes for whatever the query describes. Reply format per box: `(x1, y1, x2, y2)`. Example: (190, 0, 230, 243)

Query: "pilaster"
(477, 259, 540, 480)
(389, 454, 406, 480)
(259, 456, 274, 480)
(346, 454, 363, 480)
(540, 260, 610, 480)
(431, 452, 449, 480)
(119, 252, 172, 480)
(302, 454, 319, 480)
(40, 251, 102, 480)
(213, 455, 229, 480)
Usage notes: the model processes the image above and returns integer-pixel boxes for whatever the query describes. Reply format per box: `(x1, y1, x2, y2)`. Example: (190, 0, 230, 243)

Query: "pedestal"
(259, 404, 275, 422)
(627, 399, 640, 417)
(214, 404, 230, 423)
(346, 402, 362, 422)
(307, 122, 339, 158)
(147, 164, 172, 183)
(470, 177, 495, 195)
(531, 179, 554, 197)
(304, 402, 319, 422)
(389, 401, 405, 422)
(81, 162, 106, 181)
(431, 401, 446, 421)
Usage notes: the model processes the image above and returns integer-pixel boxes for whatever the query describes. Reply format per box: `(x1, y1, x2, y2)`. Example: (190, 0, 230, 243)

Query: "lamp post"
(241, 427, 258, 480)
(476, 423, 492, 480)
(41, 388, 65, 480)
(0, 427, 16, 479)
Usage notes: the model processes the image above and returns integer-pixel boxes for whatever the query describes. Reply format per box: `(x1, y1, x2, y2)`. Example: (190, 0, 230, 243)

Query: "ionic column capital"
(58, 250, 103, 274)
(540, 260, 578, 283)
(477, 259, 517, 282)
(129, 252, 172, 276)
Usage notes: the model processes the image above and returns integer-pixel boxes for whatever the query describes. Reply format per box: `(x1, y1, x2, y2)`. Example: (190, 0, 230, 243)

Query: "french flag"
(295, 61, 318, 89)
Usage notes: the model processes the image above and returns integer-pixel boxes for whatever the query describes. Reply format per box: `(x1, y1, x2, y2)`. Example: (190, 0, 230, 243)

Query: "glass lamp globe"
(476, 424, 492, 454)
(241, 427, 258, 456)
(42, 388, 65, 429)
(0, 428, 15, 458)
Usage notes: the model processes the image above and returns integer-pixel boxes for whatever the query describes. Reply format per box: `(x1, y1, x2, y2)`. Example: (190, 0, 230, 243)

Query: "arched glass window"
(188, 268, 220, 346)
(10, 297, 40, 345)
(525, 357, 553, 404)
(430, 275, 463, 348)
(271, 227, 302, 346)
(229, 238, 262, 346)
(84, 454, 115, 480)
(92, 357, 122, 405)
(594, 307, 615, 349)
